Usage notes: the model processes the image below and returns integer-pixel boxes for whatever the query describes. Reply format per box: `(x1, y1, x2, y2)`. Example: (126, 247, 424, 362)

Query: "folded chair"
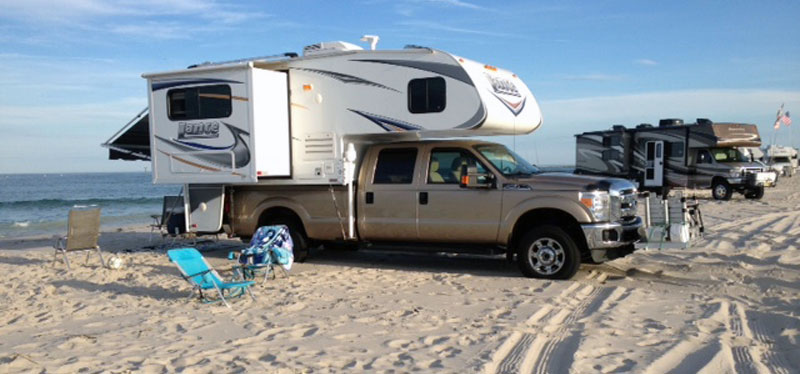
(235, 225, 294, 285)
(167, 248, 255, 308)
(150, 195, 184, 242)
(53, 207, 106, 270)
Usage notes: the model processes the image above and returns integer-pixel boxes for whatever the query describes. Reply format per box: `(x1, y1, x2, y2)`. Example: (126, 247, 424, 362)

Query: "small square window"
(408, 77, 446, 113)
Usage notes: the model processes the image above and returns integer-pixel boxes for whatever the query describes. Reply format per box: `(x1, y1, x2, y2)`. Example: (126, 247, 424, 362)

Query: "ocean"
(0, 172, 181, 239)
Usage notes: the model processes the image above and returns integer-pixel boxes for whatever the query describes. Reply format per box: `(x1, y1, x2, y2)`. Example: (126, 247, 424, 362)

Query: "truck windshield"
(710, 148, 750, 163)
(772, 156, 791, 163)
(475, 144, 540, 176)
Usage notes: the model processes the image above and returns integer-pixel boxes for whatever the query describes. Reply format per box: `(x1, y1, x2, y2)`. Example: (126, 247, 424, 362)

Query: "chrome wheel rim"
(528, 237, 565, 275)
(714, 184, 727, 198)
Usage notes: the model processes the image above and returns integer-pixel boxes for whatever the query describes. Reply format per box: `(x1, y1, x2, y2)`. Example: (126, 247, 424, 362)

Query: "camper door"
(147, 65, 289, 184)
(185, 185, 224, 233)
(644, 141, 664, 187)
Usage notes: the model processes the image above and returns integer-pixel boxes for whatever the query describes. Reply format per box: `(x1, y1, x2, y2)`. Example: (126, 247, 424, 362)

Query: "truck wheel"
(744, 186, 764, 199)
(517, 225, 580, 280)
(711, 180, 732, 200)
(263, 217, 309, 262)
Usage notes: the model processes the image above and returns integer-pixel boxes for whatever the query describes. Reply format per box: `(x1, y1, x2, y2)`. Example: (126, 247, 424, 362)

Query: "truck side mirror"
(460, 165, 493, 188)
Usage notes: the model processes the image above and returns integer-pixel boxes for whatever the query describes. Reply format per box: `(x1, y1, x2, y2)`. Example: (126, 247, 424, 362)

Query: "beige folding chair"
(53, 207, 105, 270)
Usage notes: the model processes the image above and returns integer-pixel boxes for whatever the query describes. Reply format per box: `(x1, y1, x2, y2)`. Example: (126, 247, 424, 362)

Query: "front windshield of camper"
(710, 148, 750, 163)
(475, 144, 540, 176)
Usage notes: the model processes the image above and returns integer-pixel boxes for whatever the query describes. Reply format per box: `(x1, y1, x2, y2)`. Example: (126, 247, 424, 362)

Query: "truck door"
(644, 141, 664, 187)
(417, 148, 502, 243)
(358, 147, 419, 241)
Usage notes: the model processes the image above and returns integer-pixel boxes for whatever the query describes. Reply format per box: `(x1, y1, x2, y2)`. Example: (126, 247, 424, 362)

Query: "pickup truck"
(229, 139, 644, 279)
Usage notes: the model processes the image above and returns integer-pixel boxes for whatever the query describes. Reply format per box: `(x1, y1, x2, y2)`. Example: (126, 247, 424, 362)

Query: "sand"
(1, 178, 799, 373)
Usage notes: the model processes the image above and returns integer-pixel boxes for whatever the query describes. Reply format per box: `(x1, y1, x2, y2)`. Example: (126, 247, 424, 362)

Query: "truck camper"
(765, 145, 796, 177)
(105, 39, 649, 279)
(575, 118, 773, 200)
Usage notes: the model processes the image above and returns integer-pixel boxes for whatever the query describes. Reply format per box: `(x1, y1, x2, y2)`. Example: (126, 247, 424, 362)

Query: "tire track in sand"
(644, 300, 792, 374)
(483, 270, 630, 374)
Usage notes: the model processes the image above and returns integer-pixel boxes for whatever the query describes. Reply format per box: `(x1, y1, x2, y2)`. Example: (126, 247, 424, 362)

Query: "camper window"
(408, 77, 446, 113)
(374, 148, 417, 184)
(602, 135, 621, 147)
(168, 85, 232, 120)
(602, 149, 620, 161)
(697, 150, 712, 164)
(667, 142, 685, 158)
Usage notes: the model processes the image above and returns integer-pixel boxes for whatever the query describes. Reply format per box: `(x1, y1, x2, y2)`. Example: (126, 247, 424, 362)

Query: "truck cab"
(233, 139, 644, 280)
(691, 147, 769, 199)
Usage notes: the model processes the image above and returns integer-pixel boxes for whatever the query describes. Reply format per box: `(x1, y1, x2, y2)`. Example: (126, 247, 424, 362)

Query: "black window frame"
(408, 77, 446, 114)
(373, 148, 418, 184)
(167, 84, 232, 121)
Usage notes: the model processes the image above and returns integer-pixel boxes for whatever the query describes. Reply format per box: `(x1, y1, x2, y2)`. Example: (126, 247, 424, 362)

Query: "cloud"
(560, 74, 623, 81)
(396, 20, 514, 38)
(634, 58, 658, 66)
(0, 0, 269, 41)
(420, 0, 483, 10)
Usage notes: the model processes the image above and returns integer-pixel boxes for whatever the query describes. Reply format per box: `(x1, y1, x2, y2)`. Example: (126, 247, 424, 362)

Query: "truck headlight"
(580, 191, 610, 222)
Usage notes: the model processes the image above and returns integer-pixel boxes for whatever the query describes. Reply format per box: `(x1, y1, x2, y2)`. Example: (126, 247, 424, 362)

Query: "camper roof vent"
(404, 44, 432, 50)
(696, 118, 713, 126)
(612, 124, 626, 131)
(303, 41, 364, 56)
(659, 118, 684, 127)
(636, 123, 653, 129)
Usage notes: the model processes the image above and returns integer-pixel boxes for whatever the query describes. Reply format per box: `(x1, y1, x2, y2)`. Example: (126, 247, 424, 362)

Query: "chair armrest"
(183, 269, 213, 280)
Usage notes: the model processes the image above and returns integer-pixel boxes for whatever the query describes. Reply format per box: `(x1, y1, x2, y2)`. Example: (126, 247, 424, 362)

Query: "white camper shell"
(107, 42, 543, 233)
(142, 45, 542, 186)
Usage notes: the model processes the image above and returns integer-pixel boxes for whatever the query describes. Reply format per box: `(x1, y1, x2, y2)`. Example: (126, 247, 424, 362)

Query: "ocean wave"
(0, 197, 163, 210)
(12, 221, 30, 227)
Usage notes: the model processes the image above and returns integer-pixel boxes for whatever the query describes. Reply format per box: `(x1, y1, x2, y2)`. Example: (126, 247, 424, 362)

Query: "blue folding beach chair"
(235, 225, 294, 285)
(167, 248, 255, 308)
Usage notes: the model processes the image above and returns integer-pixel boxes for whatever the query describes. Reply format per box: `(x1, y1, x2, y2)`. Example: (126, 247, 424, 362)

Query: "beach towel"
(240, 225, 294, 271)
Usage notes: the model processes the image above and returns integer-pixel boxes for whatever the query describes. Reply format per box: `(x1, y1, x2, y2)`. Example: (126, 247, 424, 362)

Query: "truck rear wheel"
(744, 186, 764, 199)
(711, 180, 732, 200)
(517, 225, 580, 280)
(263, 216, 309, 262)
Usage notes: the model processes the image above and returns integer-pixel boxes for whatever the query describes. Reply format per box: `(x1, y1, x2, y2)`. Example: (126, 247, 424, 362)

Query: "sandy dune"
(1, 178, 799, 373)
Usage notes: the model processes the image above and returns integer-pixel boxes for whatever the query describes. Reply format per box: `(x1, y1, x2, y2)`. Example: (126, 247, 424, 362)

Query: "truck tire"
(263, 217, 309, 262)
(711, 180, 732, 201)
(744, 186, 764, 200)
(517, 225, 580, 280)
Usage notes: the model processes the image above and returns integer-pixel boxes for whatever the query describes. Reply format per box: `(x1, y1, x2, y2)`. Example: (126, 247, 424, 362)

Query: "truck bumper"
(581, 217, 644, 263)
(581, 216, 644, 249)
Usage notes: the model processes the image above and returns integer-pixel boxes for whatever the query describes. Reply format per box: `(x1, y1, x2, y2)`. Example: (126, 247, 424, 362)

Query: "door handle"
(419, 192, 428, 205)
(366, 192, 374, 204)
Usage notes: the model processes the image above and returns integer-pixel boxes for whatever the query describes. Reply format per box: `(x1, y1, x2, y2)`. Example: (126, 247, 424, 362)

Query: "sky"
(0, 0, 798, 173)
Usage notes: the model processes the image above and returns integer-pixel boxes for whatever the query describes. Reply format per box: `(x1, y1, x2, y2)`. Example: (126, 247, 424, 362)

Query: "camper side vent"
(303, 132, 336, 161)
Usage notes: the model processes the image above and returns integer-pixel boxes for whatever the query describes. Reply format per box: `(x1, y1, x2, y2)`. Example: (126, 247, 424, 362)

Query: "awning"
(102, 108, 151, 161)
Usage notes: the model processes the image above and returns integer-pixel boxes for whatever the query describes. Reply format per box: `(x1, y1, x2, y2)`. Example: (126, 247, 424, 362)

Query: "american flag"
(781, 111, 792, 126)
(774, 104, 790, 128)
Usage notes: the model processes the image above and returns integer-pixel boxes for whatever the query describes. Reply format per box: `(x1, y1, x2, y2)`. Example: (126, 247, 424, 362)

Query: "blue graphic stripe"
(348, 109, 423, 131)
(171, 138, 234, 150)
